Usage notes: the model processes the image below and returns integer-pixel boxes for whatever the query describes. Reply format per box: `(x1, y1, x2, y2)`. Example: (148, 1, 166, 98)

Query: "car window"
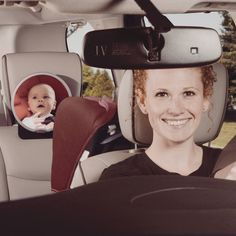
(145, 12, 236, 148)
(66, 22, 115, 99)
(67, 13, 236, 148)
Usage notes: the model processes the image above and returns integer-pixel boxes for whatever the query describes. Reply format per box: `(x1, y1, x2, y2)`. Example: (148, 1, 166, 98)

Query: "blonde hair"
(133, 66, 216, 102)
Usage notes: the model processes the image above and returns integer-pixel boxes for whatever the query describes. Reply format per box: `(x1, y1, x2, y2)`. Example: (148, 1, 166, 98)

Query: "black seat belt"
(134, 0, 173, 32)
(212, 135, 236, 174)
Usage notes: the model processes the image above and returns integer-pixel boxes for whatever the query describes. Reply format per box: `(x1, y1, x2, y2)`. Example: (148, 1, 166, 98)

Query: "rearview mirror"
(83, 27, 222, 69)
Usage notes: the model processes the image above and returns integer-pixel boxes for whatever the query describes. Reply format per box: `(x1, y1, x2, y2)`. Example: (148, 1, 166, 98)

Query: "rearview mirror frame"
(83, 27, 222, 69)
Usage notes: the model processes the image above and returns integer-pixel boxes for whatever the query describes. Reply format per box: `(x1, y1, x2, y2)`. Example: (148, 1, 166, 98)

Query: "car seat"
(0, 52, 82, 201)
(51, 96, 119, 191)
(213, 136, 236, 178)
(51, 63, 228, 190)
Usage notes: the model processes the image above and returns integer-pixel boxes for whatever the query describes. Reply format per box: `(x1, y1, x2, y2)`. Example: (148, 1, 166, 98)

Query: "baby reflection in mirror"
(22, 83, 56, 132)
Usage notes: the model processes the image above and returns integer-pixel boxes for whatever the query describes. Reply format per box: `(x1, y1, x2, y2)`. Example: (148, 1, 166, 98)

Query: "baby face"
(28, 84, 56, 117)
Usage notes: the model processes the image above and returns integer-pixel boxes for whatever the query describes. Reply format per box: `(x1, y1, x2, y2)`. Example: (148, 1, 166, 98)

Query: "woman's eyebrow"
(154, 88, 168, 91)
(183, 87, 201, 91)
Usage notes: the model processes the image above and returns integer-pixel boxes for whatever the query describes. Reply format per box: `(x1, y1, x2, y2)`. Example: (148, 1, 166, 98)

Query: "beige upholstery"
(0, 126, 52, 201)
(0, 52, 82, 201)
(71, 63, 228, 188)
(72, 150, 135, 187)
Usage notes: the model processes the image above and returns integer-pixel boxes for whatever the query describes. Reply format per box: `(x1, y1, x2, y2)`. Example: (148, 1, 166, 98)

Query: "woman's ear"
(136, 89, 147, 115)
(203, 98, 210, 112)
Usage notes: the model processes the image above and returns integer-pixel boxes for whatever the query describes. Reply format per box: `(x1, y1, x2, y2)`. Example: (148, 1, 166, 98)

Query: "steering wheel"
(0, 175, 236, 235)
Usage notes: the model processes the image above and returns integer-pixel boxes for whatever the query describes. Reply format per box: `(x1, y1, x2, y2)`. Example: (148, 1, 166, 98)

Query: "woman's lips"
(162, 118, 191, 127)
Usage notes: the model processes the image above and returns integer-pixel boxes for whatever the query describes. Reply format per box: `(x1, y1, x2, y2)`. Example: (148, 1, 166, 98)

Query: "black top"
(99, 146, 222, 180)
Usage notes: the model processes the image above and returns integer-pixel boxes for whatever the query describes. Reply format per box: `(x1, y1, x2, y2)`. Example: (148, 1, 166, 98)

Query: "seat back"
(0, 52, 82, 201)
(213, 136, 236, 178)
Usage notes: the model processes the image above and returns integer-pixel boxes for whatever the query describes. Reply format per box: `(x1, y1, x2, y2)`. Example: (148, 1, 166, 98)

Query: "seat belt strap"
(212, 135, 236, 174)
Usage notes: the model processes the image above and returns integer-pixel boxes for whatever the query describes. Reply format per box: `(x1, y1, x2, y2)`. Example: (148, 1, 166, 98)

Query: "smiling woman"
(99, 66, 222, 180)
(135, 67, 212, 144)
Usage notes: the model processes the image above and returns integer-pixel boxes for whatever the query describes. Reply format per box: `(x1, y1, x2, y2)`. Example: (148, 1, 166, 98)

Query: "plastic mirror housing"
(83, 27, 222, 69)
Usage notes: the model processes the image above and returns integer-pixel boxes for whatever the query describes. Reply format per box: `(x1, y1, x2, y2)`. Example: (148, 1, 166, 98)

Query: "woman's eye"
(184, 91, 195, 97)
(155, 92, 168, 97)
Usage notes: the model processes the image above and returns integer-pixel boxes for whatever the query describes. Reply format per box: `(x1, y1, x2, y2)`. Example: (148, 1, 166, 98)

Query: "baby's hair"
(28, 83, 55, 94)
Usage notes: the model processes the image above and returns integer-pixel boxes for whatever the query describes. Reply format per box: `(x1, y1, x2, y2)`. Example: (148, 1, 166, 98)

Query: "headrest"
(2, 52, 82, 124)
(118, 63, 228, 145)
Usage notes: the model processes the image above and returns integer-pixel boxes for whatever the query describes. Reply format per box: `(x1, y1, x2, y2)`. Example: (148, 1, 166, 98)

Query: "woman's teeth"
(164, 119, 189, 127)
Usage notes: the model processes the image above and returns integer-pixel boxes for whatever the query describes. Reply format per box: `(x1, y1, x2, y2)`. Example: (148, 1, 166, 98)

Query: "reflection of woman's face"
(28, 84, 56, 117)
(138, 68, 210, 144)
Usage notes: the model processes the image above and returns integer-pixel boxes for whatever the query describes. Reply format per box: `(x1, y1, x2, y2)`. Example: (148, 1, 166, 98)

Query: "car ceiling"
(44, 0, 236, 14)
(1, 0, 236, 25)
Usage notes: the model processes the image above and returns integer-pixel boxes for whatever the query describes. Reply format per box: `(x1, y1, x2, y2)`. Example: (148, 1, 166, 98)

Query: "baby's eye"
(155, 92, 169, 97)
(43, 96, 50, 99)
(183, 91, 195, 97)
(32, 96, 37, 99)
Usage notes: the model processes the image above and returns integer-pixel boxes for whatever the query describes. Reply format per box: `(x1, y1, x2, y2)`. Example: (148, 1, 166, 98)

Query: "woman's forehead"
(145, 68, 202, 88)
(146, 67, 201, 78)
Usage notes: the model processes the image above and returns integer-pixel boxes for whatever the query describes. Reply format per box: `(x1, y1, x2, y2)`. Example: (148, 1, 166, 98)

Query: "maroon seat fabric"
(51, 96, 116, 192)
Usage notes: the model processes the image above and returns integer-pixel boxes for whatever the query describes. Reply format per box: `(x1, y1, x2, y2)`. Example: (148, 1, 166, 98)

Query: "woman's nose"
(167, 97, 184, 115)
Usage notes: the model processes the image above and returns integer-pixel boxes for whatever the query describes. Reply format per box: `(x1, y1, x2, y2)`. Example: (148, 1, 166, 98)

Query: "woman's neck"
(146, 137, 203, 176)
